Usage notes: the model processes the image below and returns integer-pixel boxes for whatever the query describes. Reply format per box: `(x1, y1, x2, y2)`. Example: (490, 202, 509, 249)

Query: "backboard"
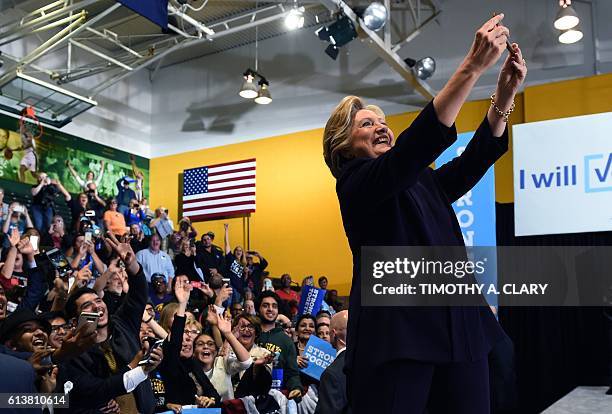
(0, 70, 97, 128)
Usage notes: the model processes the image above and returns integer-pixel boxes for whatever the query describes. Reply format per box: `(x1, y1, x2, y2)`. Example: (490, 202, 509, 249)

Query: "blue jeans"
(31, 204, 53, 233)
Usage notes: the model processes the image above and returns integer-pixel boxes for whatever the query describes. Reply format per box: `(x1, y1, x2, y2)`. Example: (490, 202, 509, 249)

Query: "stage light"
(285, 6, 305, 30)
(325, 44, 340, 60)
(239, 69, 258, 99)
(558, 25, 583, 44)
(315, 14, 357, 60)
(404, 56, 436, 80)
(355, 2, 387, 32)
(554, 0, 580, 30)
(254, 78, 272, 105)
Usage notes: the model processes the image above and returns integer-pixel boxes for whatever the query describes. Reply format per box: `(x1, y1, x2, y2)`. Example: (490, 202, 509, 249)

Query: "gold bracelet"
(490, 93, 515, 123)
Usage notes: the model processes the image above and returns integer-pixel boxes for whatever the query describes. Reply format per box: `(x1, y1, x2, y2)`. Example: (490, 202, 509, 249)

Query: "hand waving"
(105, 233, 138, 275)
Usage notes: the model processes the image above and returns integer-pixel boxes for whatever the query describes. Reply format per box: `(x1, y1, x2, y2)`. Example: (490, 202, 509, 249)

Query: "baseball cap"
(151, 273, 167, 283)
(0, 309, 51, 343)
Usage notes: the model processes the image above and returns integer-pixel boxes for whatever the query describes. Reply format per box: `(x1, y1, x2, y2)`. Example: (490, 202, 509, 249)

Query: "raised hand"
(52, 320, 98, 363)
(199, 282, 214, 298)
(496, 43, 527, 99)
(142, 346, 163, 374)
(206, 305, 219, 326)
(465, 14, 509, 74)
(17, 238, 34, 257)
(217, 313, 232, 336)
(174, 277, 192, 305)
(75, 267, 92, 288)
(105, 233, 138, 275)
(27, 349, 54, 375)
(8, 228, 20, 247)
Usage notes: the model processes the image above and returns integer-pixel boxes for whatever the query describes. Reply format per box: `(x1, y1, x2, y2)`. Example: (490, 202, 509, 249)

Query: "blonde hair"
(323, 96, 386, 178)
(185, 318, 202, 332)
(159, 302, 180, 333)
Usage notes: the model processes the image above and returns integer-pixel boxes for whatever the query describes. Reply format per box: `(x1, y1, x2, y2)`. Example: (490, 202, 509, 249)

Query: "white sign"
(513, 112, 612, 236)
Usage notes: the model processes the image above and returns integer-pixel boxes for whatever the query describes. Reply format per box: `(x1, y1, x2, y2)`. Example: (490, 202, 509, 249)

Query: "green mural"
(0, 113, 149, 199)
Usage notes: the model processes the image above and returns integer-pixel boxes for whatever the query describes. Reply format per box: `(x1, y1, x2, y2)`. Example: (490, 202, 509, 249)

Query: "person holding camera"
(2, 203, 33, 243)
(125, 198, 146, 228)
(85, 183, 106, 226)
(59, 235, 160, 413)
(30, 172, 70, 234)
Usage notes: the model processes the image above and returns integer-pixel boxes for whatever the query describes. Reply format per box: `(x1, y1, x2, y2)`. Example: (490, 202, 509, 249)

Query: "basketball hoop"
(19, 106, 43, 140)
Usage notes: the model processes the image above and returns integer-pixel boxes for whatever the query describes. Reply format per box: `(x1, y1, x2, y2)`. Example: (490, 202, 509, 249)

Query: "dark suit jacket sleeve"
(159, 314, 186, 378)
(315, 359, 347, 414)
(114, 264, 148, 337)
(282, 339, 302, 392)
(17, 266, 46, 312)
(433, 115, 509, 203)
(339, 100, 457, 203)
(59, 358, 129, 407)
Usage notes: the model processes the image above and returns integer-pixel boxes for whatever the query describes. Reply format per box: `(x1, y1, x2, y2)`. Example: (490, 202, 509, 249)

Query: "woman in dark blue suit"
(322, 14, 527, 414)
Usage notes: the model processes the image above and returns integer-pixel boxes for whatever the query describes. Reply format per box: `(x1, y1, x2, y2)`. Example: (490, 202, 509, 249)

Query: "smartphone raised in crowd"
(138, 337, 164, 366)
(46, 248, 72, 277)
(77, 311, 99, 330)
(29, 235, 39, 252)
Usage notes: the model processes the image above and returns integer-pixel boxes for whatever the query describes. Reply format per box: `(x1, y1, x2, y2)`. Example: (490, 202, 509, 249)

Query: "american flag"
(182, 159, 256, 221)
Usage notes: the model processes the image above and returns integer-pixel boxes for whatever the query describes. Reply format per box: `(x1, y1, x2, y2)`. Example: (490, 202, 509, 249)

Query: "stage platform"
(542, 386, 612, 413)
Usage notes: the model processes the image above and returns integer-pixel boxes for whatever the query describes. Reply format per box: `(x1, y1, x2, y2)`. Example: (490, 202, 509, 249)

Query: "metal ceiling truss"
(0, 0, 441, 122)
(317, 0, 441, 101)
(0, 0, 323, 100)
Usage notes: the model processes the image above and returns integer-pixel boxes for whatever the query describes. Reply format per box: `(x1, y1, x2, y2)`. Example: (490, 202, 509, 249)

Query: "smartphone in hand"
(138, 338, 164, 366)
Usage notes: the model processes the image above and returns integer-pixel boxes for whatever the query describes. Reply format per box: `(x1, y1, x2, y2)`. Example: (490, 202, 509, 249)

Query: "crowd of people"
(0, 163, 347, 414)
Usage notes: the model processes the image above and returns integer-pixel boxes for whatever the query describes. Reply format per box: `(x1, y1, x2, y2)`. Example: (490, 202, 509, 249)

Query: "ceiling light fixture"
(355, 1, 388, 32)
(254, 77, 272, 104)
(404, 56, 436, 80)
(285, 5, 305, 30)
(239, 69, 258, 99)
(315, 13, 357, 60)
(558, 24, 584, 44)
(239, 13, 272, 104)
(554, 0, 580, 30)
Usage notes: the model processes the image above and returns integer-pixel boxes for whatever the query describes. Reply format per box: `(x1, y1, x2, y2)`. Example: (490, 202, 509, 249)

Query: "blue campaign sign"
(159, 409, 221, 414)
(300, 336, 337, 381)
(117, 0, 168, 28)
(435, 131, 497, 247)
(298, 286, 326, 316)
(436, 132, 498, 306)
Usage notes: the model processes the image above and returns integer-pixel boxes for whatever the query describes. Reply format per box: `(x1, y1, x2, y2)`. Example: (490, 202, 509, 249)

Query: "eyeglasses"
(238, 324, 255, 332)
(184, 329, 201, 336)
(51, 324, 71, 332)
(196, 340, 217, 348)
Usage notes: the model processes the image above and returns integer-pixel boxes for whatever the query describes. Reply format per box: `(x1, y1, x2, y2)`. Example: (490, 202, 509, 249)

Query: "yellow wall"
(150, 73, 612, 295)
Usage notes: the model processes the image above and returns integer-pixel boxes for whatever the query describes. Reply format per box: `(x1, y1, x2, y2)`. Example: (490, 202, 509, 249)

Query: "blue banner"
(436, 132, 498, 306)
(118, 0, 168, 28)
(159, 409, 220, 414)
(300, 336, 337, 381)
(298, 286, 326, 316)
